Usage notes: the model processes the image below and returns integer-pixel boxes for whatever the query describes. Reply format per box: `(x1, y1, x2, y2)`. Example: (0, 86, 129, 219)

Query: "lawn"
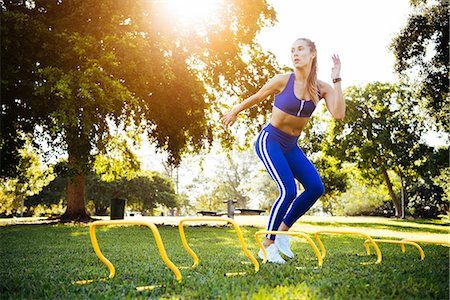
(0, 217, 449, 299)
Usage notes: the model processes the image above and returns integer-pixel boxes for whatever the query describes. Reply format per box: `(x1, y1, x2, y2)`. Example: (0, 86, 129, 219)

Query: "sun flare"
(160, 0, 223, 25)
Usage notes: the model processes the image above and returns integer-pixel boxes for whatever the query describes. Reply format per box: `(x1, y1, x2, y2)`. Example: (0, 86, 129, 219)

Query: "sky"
(256, 0, 412, 88)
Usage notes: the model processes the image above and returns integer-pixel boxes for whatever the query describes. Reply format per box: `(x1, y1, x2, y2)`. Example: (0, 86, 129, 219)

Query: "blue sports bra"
(274, 73, 320, 118)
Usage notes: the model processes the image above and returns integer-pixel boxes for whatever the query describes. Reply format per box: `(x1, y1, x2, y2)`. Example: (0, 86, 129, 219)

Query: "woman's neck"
(293, 65, 311, 82)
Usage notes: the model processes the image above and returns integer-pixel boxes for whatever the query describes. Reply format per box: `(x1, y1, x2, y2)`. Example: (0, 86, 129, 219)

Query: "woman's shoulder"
(317, 79, 332, 91)
(273, 73, 292, 80)
(271, 73, 291, 86)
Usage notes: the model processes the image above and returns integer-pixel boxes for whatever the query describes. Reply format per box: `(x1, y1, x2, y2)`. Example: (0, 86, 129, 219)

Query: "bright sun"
(161, 0, 223, 25)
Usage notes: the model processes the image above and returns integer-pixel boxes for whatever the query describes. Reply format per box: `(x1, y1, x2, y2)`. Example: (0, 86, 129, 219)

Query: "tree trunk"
(63, 174, 90, 220)
(60, 130, 91, 222)
(381, 167, 402, 218)
(400, 173, 405, 219)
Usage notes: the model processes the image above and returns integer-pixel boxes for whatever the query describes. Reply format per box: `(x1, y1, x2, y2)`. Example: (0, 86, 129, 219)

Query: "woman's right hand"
(221, 109, 238, 127)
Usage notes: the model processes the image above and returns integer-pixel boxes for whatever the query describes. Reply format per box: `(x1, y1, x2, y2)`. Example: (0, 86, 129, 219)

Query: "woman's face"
(291, 39, 315, 68)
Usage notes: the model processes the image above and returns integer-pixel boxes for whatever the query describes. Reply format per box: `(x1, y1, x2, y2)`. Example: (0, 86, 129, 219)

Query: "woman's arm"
(322, 54, 345, 120)
(221, 74, 284, 127)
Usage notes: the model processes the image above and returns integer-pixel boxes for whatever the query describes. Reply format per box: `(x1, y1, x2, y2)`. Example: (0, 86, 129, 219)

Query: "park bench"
(196, 210, 220, 216)
(236, 208, 265, 215)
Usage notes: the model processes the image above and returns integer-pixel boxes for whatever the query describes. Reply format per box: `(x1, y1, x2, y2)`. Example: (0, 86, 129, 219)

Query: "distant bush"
(335, 181, 392, 216)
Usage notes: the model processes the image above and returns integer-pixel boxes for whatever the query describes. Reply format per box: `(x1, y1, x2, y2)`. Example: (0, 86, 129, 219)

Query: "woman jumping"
(222, 38, 345, 263)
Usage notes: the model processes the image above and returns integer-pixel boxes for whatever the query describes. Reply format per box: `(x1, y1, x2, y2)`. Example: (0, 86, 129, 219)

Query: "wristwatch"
(332, 77, 342, 83)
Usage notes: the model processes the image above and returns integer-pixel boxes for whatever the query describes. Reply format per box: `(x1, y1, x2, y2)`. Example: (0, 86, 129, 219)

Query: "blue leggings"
(255, 123, 325, 240)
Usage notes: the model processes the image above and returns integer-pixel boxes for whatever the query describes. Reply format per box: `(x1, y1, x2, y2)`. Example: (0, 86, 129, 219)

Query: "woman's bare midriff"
(270, 106, 309, 136)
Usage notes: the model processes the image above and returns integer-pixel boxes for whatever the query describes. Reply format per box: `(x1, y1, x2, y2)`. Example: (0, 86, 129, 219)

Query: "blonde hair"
(296, 38, 319, 103)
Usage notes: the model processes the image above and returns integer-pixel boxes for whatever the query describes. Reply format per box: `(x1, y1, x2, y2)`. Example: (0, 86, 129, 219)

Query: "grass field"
(0, 216, 449, 299)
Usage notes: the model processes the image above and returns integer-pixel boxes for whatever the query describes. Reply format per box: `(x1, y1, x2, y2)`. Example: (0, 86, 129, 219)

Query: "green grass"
(0, 219, 449, 299)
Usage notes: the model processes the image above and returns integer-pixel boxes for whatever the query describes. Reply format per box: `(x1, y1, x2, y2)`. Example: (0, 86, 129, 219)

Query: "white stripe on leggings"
(260, 132, 286, 232)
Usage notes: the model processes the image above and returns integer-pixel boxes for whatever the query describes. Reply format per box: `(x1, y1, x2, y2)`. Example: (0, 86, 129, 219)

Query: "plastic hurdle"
(401, 239, 450, 247)
(255, 230, 323, 267)
(178, 217, 259, 272)
(314, 230, 382, 264)
(364, 239, 425, 260)
(89, 220, 182, 282)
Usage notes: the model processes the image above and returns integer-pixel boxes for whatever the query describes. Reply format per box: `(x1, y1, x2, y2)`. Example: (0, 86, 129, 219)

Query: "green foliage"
(390, 0, 449, 131)
(334, 167, 392, 216)
(404, 147, 449, 218)
(330, 82, 432, 216)
(25, 175, 66, 208)
(86, 171, 177, 216)
(434, 167, 450, 203)
(92, 134, 141, 182)
(194, 194, 224, 211)
(0, 220, 448, 299)
(1, 0, 278, 168)
(0, 146, 54, 215)
(189, 150, 260, 211)
(24, 170, 177, 216)
(313, 154, 349, 215)
(333, 83, 424, 176)
(1, 0, 279, 219)
(407, 180, 447, 218)
(250, 170, 278, 211)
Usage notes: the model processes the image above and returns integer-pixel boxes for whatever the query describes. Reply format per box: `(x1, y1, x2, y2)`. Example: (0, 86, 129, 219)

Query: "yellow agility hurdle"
(364, 239, 425, 261)
(255, 230, 323, 267)
(89, 220, 182, 282)
(314, 230, 382, 264)
(401, 239, 450, 247)
(178, 217, 259, 272)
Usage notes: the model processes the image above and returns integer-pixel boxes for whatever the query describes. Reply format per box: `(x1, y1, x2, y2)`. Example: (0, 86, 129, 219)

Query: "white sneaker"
(275, 234, 294, 258)
(258, 244, 285, 264)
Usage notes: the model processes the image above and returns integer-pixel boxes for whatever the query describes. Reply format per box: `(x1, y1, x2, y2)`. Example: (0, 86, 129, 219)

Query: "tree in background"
(212, 152, 257, 208)
(390, 0, 449, 131)
(87, 171, 178, 216)
(28, 170, 176, 216)
(0, 146, 54, 216)
(25, 175, 66, 215)
(250, 170, 278, 212)
(1, 0, 278, 221)
(313, 155, 348, 216)
(433, 167, 450, 218)
(189, 150, 257, 211)
(194, 194, 223, 212)
(406, 147, 448, 218)
(297, 111, 349, 215)
(331, 82, 446, 218)
(334, 165, 395, 216)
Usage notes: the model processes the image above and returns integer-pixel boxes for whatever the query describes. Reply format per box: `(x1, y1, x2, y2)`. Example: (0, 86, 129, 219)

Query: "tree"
(298, 111, 349, 215)
(334, 165, 394, 216)
(250, 170, 278, 211)
(406, 147, 448, 218)
(126, 171, 178, 214)
(331, 82, 428, 218)
(85, 171, 176, 215)
(188, 150, 257, 211)
(1, 0, 278, 221)
(25, 175, 66, 211)
(390, 0, 449, 131)
(313, 154, 348, 216)
(211, 152, 257, 208)
(0, 146, 54, 216)
(433, 166, 450, 216)
(195, 194, 223, 212)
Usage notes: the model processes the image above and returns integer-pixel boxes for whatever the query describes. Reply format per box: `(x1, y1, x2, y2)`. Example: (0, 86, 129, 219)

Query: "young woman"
(222, 38, 345, 263)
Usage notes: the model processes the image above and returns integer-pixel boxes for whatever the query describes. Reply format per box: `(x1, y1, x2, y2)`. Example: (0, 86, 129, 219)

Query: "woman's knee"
(308, 182, 325, 198)
(285, 188, 297, 201)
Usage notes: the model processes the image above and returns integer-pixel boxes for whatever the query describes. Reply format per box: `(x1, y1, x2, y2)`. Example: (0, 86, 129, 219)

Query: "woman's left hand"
(331, 54, 341, 80)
